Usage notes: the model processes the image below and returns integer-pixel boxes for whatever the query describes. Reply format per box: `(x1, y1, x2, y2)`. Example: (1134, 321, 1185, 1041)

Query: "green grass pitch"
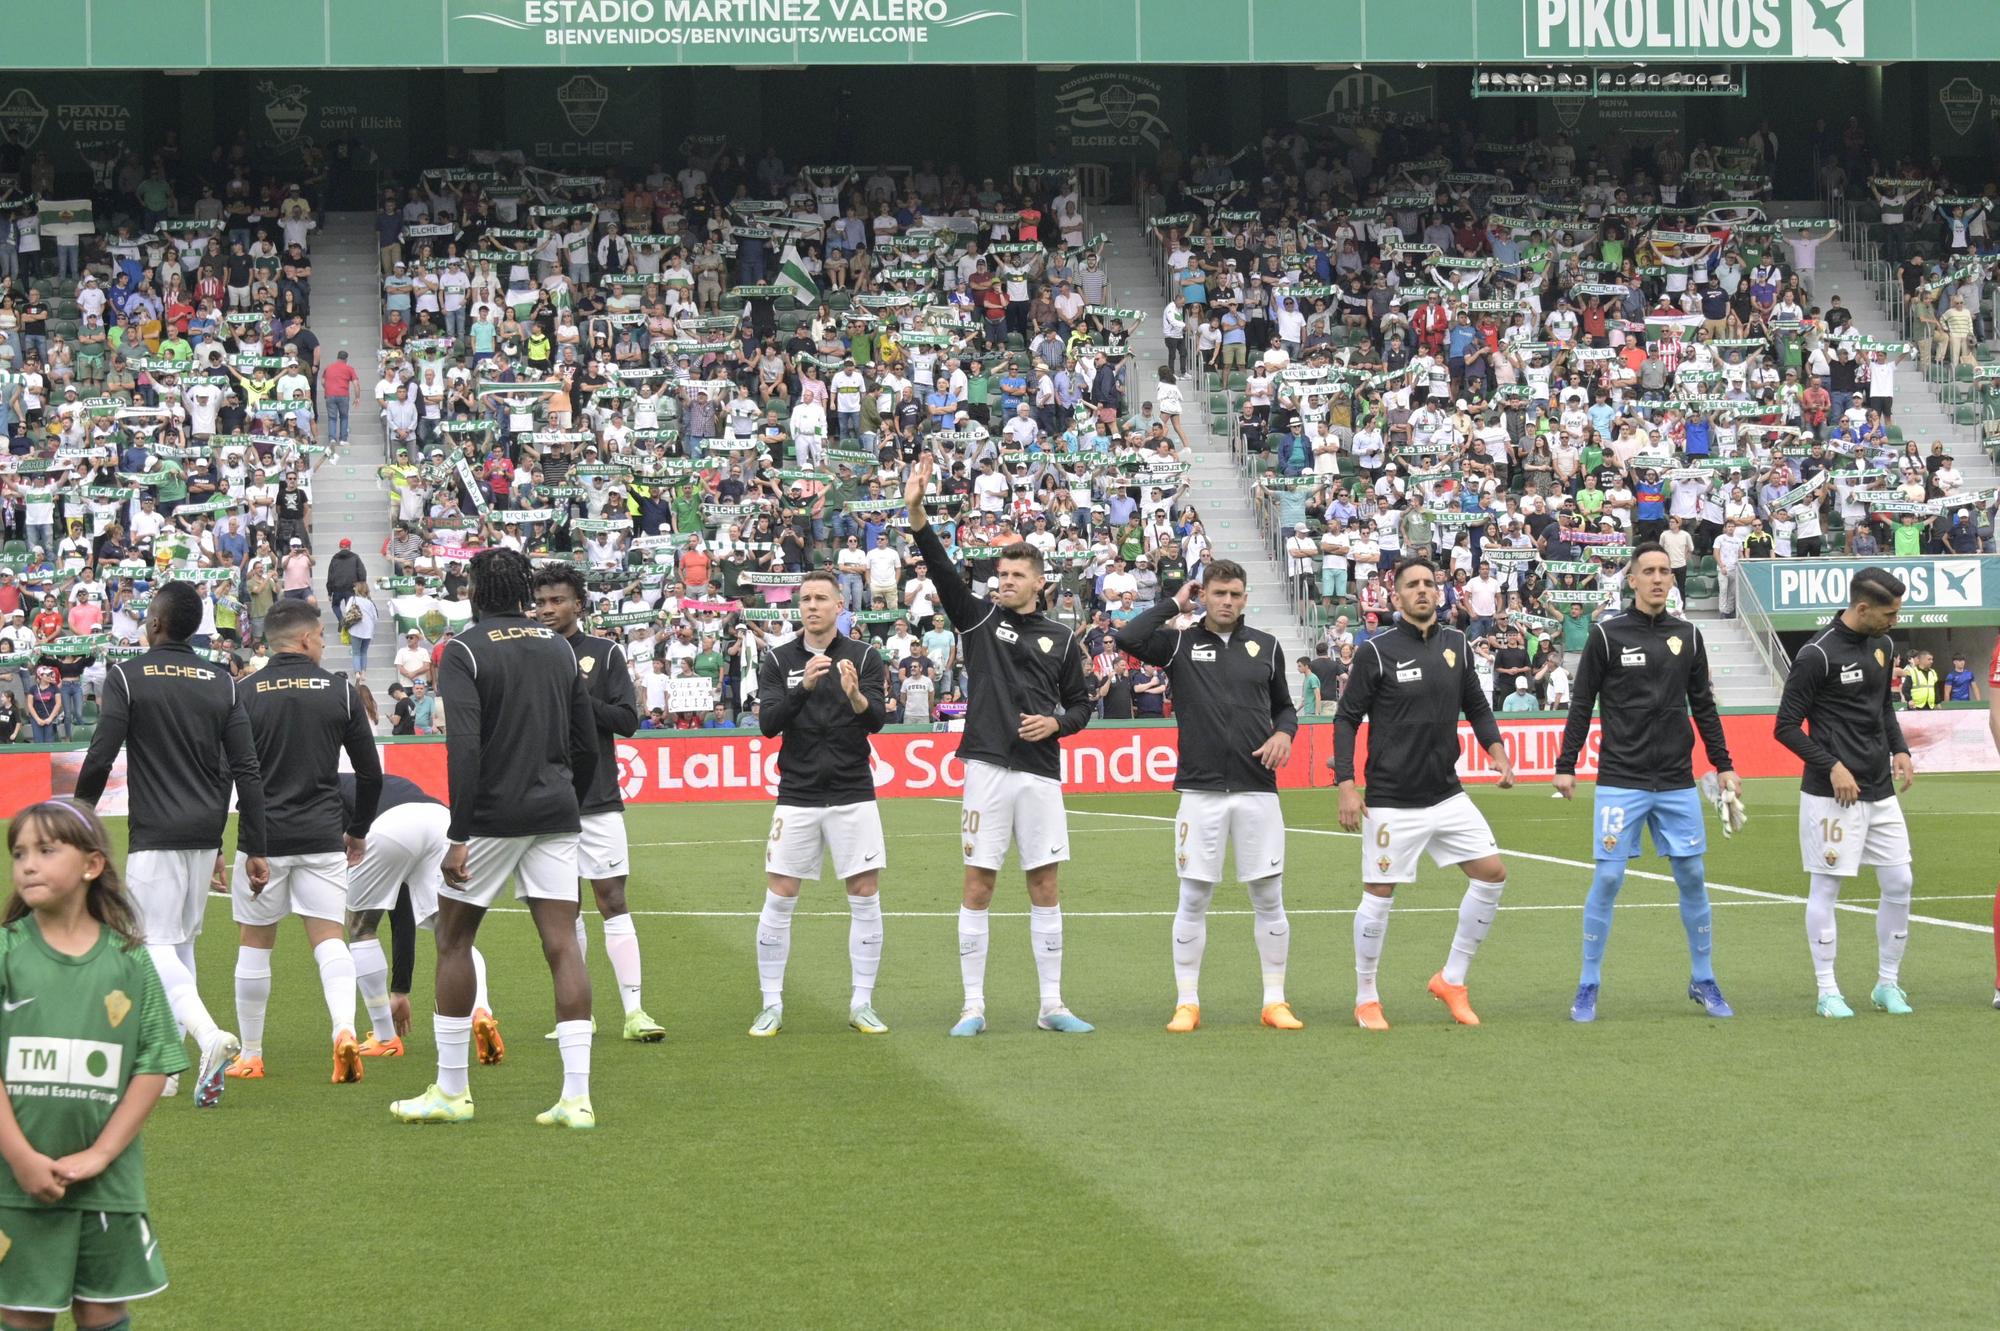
(100, 776, 2000, 1330)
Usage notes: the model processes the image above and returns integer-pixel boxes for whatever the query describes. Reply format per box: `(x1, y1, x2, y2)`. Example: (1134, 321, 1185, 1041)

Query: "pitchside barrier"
(16, 708, 1997, 819)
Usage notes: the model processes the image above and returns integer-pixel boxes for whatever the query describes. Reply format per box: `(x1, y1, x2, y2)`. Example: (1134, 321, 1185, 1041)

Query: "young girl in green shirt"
(0, 799, 185, 1330)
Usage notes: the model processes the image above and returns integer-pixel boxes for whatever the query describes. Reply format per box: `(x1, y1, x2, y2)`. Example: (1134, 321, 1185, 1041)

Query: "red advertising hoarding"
(18, 711, 1990, 821)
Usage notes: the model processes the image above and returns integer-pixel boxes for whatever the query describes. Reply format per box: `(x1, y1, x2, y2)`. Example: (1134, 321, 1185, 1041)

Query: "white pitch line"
(492, 900, 1807, 921)
(629, 828, 1155, 848)
(1057, 806, 1995, 937)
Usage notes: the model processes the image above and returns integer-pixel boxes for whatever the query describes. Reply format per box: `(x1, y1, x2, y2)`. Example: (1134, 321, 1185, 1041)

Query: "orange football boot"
(1260, 1002, 1304, 1030)
(472, 1008, 506, 1065)
(1427, 972, 1480, 1026)
(331, 1031, 364, 1084)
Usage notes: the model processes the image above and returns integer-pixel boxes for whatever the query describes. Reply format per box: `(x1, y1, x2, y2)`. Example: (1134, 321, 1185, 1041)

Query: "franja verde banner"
(4, 0, 1995, 67)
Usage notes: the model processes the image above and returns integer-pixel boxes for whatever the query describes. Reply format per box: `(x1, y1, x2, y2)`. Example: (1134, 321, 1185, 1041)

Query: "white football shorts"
(578, 811, 631, 880)
(125, 848, 218, 947)
(961, 759, 1069, 871)
(1361, 792, 1499, 884)
(232, 851, 349, 926)
(1173, 791, 1286, 882)
(346, 803, 450, 927)
(442, 833, 581, 910)
(1798, 793, 1911, 878)
(765, 801, 888, 882)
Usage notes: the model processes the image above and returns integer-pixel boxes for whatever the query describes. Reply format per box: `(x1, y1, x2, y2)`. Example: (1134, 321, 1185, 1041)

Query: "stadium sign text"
(1526, 0, 1865, 58)
(1741, 557, 2000, 629)
(458, 0, 1017, 48)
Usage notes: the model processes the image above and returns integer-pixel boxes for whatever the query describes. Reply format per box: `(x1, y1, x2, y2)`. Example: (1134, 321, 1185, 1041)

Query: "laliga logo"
(615, 742, 647, 801)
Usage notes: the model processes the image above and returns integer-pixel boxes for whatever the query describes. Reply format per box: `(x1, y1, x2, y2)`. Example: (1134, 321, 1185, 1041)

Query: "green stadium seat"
(1956, 404, 1980, 425)
(1886, 425, 1904, 444)
(68, 723, 92, 745)
(1226, 371, 1249, 392)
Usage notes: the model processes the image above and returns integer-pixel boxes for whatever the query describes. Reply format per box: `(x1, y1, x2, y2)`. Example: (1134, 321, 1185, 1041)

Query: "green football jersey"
(0, 917, 187, 1213)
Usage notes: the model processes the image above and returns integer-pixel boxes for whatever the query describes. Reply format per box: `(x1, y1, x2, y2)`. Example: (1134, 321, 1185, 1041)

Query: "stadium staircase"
(1100, 204, 1318, 670)
(1694, 215, 2000, 703)
(308, 212, 394, 698)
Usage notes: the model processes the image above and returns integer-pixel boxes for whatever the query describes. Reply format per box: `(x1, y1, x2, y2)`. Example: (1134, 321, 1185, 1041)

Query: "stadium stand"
(0, 116, 1991, 740)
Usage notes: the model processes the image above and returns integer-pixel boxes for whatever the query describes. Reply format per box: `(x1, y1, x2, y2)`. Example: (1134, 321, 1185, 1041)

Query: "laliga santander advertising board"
(26, 712, 2000, 819)
(373, 714, 1812, 805)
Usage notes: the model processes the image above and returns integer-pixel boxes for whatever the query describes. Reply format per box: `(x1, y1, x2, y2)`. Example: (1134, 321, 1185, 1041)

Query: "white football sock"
(233, 946, 273, 1057)
(150, 943, 218, 1045)
(573, 913, 588, 967)
(1441, 878, 1505, 986)
(313, 938, 357, 1041)
(1875, 863, 1913, 986)
(1029, 903, 1064, 1010)
(1247, 876, 1288, 1006)
(1172, 879, 1215, 1006)
(555, 1019, 591, 1100)
(470, 945, 491, 1014)
(756, 890, 797, 1009)
(1353, 892, 1393, 1004)
(435, 1013, 471, 1097)
(847, 893, 883, 1008)
(958, 906, 989, 1011)
(601, 913, 643, 1016)
(1807, 873, 1842, 995)
(351, 938, 395, 1041)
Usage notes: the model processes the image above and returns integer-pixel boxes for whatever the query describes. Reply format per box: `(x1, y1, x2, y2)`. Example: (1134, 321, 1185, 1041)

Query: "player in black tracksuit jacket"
(532, 561, 665, 1043)
(904, 451, 1096, 1036)
(1329, 560, 1514, 1028)
(1555, 607, 1734, 790)
(399, 549, 600, 1126)
(230, 599, 386, 1073)
(758, 631, 888, 806)
(74, 580, 270, 1081)
(1551, 548, 1740, 1022)
(1115, 581, 1298, 795)
(1771, 570, 1918, 1020)
(1116, 565, 1304, 1031)
(1775, 615, 1911, 805)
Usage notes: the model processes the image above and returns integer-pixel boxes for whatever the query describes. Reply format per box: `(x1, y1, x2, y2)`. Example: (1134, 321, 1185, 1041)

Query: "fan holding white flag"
(774, 243, 820, 307)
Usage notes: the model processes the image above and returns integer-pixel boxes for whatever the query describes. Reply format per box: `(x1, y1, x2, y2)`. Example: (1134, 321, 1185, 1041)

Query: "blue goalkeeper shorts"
(1592, 785, 1705, 861)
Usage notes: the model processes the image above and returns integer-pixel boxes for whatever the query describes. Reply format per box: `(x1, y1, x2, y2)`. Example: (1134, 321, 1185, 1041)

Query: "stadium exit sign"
(1527, 0, 1865, 59)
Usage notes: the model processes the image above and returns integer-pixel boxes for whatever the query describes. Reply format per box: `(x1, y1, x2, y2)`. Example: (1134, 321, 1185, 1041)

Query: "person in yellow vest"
(1903, 649, 1939, 710)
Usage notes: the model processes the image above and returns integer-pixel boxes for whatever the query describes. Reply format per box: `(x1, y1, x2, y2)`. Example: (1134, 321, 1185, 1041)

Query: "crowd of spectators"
(0, 140, 348, 739)
(1127, 116, 1998, 710)
(362, 145, 1241, 728)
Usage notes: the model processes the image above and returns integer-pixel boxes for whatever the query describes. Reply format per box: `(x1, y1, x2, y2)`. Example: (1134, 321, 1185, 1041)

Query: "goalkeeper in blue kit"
(0, 799, 186, 1330)
(1554, 546, 1742, 1022)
